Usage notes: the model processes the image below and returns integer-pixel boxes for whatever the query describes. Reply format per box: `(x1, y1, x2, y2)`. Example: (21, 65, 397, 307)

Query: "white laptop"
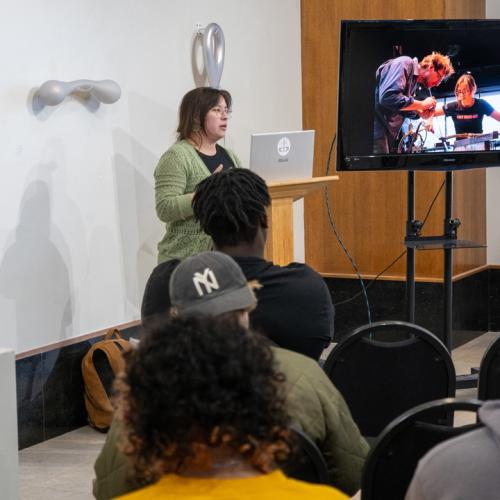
(249, 130, 315, 181)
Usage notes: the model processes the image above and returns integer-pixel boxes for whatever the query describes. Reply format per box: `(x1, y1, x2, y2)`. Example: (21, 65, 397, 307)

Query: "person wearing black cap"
(93, 252, 368, 499)
(169, 251, 257, 322)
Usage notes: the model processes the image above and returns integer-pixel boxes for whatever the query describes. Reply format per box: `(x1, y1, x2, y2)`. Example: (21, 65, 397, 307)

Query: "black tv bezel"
(337, 19, 500, 172)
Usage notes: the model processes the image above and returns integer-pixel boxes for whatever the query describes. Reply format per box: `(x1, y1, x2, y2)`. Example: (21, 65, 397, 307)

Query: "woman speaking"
(155, 87, 240, 263)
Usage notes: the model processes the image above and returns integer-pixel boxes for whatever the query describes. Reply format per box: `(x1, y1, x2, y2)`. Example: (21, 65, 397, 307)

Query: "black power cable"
(334, 178, 446, 307)
(333, 250, 407, 307)
(323, 133, 446, 311)
(324, 134, 372, 324)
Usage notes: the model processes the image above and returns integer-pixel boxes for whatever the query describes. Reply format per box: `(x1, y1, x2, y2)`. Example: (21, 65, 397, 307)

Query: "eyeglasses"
(210, 106, 232, 117)
(436, 70, 448, 84)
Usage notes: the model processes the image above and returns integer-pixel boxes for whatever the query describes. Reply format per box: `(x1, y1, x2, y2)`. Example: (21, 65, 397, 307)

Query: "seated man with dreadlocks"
(192, 168, 334, 361)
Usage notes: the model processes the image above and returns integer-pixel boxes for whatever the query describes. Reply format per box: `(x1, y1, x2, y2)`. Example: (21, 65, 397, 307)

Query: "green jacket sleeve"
(154, 147, 195, 223)
(285, 361, 369, 496)
(314, 368, 369, 495)
(226, 148, 242, 167)
(93, 419, 140, 500)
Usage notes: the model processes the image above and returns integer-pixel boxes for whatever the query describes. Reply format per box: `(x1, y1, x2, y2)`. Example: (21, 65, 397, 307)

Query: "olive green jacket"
(155, 139, 241, 263)
(92, 347, 369, 499)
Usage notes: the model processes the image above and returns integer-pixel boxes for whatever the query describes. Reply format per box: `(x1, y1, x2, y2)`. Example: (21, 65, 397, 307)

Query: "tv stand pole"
(405, 170, 483, 388)
(406, 171, 416, 324)
(443, 171, 454, 350)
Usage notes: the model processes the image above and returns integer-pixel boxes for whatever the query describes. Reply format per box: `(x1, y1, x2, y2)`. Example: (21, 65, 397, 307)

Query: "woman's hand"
(191, 164, 224, 199)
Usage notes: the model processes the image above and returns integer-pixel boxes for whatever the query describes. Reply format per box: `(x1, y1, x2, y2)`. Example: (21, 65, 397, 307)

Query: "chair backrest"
(478, 335, 500, 400)
(361, 398, 483, 500)
(323, 321, 456, 438)
(281, 426, 329, 485)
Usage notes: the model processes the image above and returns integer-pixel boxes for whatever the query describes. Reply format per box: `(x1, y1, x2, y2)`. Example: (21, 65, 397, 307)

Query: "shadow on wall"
(112, 150, 155, 310)
(0, 179, 72, 352)
(112, 92, 177, 312)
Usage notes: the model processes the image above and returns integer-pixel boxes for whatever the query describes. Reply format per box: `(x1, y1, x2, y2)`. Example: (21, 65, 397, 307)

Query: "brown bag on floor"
(81, 329, 132, 431)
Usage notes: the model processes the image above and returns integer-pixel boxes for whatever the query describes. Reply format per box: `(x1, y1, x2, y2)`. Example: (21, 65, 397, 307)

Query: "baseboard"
(324, 267, 498, 346)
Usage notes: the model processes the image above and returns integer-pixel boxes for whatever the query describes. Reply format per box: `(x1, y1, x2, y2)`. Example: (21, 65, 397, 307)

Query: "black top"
(233, 256, 334, 360)
(445, 98, 494, 134)
(197, 144, 235, 173)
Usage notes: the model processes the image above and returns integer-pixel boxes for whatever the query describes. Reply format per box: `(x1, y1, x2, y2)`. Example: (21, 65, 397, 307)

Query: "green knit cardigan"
(155, 139, 241, 262)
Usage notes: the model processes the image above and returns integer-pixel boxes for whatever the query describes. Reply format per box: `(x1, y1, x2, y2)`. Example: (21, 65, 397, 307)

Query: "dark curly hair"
(115, 314, 290, 484)
(192, 168, 270, 247)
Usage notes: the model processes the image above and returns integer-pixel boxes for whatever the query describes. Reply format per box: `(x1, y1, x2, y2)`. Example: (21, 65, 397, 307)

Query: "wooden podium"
(265, 176, 339, 265)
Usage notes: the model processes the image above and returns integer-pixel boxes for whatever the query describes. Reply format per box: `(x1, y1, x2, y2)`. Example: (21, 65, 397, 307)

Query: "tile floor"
(18, 332, 500, 500)
(19, 425, 105, 500)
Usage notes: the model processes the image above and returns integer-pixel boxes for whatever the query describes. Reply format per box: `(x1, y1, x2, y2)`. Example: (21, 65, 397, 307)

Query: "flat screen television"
(337, 19, 500, 171)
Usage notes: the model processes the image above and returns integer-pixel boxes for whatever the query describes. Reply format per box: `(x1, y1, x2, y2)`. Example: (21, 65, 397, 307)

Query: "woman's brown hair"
(455, 74, 477, 97)
(177, 87, 232, 145)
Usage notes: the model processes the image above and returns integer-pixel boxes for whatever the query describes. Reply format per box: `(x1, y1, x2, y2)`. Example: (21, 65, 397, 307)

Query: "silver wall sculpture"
(34, 79, 121, 108)
(201, 23, 225, 88)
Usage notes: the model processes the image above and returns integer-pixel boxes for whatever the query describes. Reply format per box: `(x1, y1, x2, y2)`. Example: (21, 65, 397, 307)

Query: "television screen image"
(337, 19, 500, 171)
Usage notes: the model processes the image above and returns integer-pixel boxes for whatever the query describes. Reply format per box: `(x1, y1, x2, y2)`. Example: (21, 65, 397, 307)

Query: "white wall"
(0, 0, 303, 352)
(0, 349, 18, 499)
(486, 1, 500, 263)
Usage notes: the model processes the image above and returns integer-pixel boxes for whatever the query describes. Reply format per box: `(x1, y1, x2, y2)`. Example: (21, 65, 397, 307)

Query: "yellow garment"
(116, 470, 347, 499)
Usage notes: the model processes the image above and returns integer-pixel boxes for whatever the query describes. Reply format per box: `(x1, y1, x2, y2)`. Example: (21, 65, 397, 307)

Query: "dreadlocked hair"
(192, 169, 271, 247)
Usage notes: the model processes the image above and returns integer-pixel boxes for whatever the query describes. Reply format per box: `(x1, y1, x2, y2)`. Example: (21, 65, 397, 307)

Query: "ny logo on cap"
(193, 267, 220, 296)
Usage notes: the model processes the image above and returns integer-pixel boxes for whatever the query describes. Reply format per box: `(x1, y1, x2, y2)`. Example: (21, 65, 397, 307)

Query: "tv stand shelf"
(404, 238, 485, 251)
(405, 170, 486, 358)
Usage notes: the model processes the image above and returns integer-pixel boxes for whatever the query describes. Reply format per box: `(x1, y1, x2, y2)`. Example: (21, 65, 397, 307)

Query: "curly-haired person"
(113, 314, 346, 500)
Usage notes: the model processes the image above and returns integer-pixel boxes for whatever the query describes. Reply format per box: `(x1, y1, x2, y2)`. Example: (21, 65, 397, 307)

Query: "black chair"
(282, 426, 329, 485)
(323, 321, 456, 439)
(361, 398, 483, 500)
(478, 335, 500, 400)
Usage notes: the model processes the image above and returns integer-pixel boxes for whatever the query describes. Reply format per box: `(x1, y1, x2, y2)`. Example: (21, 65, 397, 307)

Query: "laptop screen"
(249, 130, 315, 181)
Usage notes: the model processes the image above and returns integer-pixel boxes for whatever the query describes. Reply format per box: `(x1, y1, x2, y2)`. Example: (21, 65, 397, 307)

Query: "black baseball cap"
(169, 251, 256, 316)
